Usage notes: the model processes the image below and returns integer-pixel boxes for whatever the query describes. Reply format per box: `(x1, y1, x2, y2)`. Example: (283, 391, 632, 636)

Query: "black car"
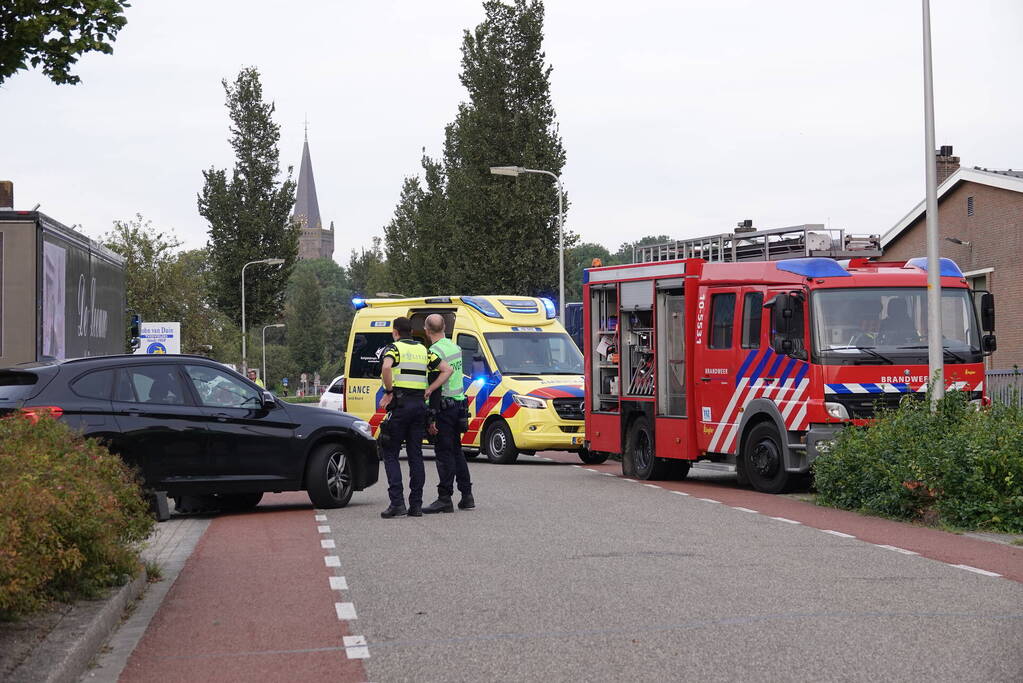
(0, 355, 379, 511)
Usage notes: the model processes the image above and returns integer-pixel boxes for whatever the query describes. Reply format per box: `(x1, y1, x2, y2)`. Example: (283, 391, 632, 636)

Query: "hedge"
(813, 391, 1023, 532)
(0, 416, 154, 617)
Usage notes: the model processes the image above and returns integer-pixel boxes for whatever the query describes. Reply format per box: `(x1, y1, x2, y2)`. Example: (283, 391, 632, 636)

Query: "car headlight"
(824, 402, 850, 420)
(512, 394, 547, 410)
(353, 420, 374, 439)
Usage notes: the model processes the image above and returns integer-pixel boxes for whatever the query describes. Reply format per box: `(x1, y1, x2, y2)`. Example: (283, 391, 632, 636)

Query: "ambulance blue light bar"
(462, 296, 503, 318)
(539, 297, 557, 319)
(904, 257, 964, 278)
(352, 297, 368, 309)
(776, 258, 851, 278)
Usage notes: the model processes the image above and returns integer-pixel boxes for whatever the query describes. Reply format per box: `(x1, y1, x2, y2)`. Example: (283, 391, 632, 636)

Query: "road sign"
(282, 377, 289, 386)
(134, 322, 180, 354)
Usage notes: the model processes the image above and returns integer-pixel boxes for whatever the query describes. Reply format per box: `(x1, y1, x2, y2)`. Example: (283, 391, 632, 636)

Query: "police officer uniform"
(379, 337, 440, 517)
(423, 337, 474, 513)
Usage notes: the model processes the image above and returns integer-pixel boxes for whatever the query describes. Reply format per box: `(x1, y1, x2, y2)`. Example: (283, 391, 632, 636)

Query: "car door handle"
(213, 412, 230, 421)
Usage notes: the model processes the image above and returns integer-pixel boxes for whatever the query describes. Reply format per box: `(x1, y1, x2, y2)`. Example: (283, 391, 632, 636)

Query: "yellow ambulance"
(344, 295, 605, 464)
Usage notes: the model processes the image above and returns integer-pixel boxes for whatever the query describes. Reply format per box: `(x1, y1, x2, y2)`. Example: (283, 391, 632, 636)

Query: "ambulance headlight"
(512, 394, 547, 409)
(824, 402, 849, 420)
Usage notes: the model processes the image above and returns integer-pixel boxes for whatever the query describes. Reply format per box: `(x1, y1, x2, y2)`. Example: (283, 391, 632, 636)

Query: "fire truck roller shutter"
(735, 399, 809, 490)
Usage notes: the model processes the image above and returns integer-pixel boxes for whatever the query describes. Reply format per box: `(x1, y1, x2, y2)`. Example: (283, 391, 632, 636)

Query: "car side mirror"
(982, 334, 997, 354)
(261, 391, 277, 409)
(980, 292, 995, 332)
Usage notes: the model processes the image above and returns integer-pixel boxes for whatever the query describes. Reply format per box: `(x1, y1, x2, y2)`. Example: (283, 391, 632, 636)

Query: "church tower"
(292, 128, 335, 260)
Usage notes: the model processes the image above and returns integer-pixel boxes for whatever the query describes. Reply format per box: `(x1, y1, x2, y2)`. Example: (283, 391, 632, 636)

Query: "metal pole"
(556, 175, 565, 322)
(922, 0, 944, 404)
(262, 325, 269, 388)
(241, 263, 248, 373)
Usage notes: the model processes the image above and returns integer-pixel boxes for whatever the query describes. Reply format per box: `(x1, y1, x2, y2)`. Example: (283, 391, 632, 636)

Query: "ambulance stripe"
(707, 377, 750, 452)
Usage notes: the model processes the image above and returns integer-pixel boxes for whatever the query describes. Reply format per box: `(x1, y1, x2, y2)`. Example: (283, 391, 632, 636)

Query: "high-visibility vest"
(430, 337, 465, 400)
(390, 339, 429, 390)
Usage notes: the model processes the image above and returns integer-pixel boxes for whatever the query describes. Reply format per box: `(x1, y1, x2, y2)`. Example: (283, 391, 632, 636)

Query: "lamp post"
(262, 323, 285, 388)
(921, 0, 944, 404)
(490, 165, 565, 322)
(241, 258, 285, 372)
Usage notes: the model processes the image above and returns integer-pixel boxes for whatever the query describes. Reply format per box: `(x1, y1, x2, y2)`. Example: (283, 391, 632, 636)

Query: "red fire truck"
(583, 225, 996, 493)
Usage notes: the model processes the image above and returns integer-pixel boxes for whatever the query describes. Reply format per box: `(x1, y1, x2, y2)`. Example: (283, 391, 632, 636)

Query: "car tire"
(306, 442, 355, 508)
(625, 416, 672, 480)
(578, 449, 609, 465)
(484, 420, 519, 464)
(216, 492, 264, 512)
(743, 422, 792, 494)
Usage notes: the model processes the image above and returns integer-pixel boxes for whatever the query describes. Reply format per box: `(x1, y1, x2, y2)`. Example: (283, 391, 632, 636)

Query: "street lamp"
(241, 258, 285, 372)
(262, 323, 285, 388)
(489, 165, 566, 321)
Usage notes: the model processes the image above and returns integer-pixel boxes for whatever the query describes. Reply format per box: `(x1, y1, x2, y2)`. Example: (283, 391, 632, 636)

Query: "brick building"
(292, 132, 335, 261)
(881, 149, 1023, 370)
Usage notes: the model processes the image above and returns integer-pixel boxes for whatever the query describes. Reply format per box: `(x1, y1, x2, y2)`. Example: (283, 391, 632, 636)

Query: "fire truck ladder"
(633, 224, 882, 264)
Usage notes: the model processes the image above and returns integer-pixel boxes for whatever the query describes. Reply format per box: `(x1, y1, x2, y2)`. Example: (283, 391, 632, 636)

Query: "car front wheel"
(306, 443, 355, 508)
(484, 420, 519, 464)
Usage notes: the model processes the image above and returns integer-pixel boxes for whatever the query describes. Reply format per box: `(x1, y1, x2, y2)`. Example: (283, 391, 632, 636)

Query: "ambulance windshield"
(811, 288, 981, 364)
(483, 332, 583, 375)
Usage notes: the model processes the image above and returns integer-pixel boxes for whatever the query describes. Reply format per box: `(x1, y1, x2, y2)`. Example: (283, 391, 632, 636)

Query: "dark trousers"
(434, 401, 472, 498)
(381, 398, 426, 507)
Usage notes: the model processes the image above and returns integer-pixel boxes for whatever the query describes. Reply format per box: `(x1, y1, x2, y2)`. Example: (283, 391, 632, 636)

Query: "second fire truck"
(583, 225, 996, 493)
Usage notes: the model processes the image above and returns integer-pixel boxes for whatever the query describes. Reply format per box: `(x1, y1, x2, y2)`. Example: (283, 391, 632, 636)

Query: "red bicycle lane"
(546, 452, 1023, 583)
(120, 493, 367, 683)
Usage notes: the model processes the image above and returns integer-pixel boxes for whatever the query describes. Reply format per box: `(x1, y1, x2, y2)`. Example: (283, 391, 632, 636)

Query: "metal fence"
(987, 369, 1023, 407)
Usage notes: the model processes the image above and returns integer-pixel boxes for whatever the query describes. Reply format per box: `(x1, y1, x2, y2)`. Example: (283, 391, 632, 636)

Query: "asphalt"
(325, 455, 1023, 682)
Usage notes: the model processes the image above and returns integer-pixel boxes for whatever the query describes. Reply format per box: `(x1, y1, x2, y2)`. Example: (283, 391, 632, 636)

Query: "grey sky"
(3, 0, 1021, 265)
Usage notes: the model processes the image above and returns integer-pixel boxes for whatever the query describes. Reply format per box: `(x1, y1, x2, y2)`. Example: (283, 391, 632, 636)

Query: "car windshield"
(811, 287, 982, 364)
(483, 332, 583, 375)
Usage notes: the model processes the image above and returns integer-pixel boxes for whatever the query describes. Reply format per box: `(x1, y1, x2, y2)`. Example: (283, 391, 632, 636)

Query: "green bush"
(0, 416, 154, 617)
(813, 391, 1023, 532)
(282, 395, 321, 404)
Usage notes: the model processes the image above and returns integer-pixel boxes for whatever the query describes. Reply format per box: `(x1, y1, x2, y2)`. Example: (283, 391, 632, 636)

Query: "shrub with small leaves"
(0, 416, 154, 617)
(813, 391, 1023, 532)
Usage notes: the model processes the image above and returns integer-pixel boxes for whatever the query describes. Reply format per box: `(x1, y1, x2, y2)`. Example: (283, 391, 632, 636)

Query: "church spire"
(292, 129, 321, 233)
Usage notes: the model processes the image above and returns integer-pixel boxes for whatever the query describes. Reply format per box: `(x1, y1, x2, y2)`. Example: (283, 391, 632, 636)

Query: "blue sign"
(146, 342, 168, 354)
(282, 377, 289, 386)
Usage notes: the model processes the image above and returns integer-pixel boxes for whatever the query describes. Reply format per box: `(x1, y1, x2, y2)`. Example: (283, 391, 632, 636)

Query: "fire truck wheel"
(743, 422, 792, 494)
(578, 449, 609, 465)
(484, 420, 519, 464)
(626, 416, 672, 480)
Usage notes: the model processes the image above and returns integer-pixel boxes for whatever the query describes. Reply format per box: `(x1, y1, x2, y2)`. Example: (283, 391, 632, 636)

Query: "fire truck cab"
(583, 225, 996, 493)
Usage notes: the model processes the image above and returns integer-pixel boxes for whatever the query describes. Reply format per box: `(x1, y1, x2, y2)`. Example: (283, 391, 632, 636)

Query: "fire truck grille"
(830, 391, 981, 419)
(552, 398, 585, 421)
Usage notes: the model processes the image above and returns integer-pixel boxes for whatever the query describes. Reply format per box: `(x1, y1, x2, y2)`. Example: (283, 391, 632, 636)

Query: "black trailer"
(0, 210, 125, 365)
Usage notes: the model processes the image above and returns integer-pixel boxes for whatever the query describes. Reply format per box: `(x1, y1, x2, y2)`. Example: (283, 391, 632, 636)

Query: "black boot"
(458, 493, 475, 510)
(408, 503, 423, 517)
(423, 496, 454, 514)
(380, 504, 407, 519)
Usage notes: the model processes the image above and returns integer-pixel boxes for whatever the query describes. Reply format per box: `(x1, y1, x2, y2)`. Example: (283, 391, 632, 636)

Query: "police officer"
(422, 314, 475, 513)
(379, 316, 452, 518)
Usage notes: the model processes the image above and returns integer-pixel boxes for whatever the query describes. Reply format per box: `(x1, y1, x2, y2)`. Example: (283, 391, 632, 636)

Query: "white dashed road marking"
(953, 564, 1002, 578)
(697, 498, 721, 504)
(321, 539, 336, 549)
(343, 635, 370, 659)
(335, 602, 358, 620)
(876, 544, 918, 555)
(329, 575, 349, 591)
(733, 507, 758, 513)
(821, 529, 855, 538)
(315, 514, 327, 522)
(769, 516, 801, 524)
(318, 525, 331, 533)
(643, 484, 660, 489)
(325, 555, 341, 568)
(601, 472, 615, 476)
(671, 491, 690, 496)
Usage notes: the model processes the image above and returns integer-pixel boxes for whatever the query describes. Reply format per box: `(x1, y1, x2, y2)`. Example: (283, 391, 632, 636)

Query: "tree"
(347, 237, 391, 298)
(286, 258, 350, 365)
(102, 215, 232, 356)
(612, 235, 673, 264)
(0, 1, 130, 86)
(383, 153, 449, 295)
(198, 66, 298, 332)
(383, 0, 569, 297)
(285, 268, 326, 374)
(564, 242, 613, 302)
